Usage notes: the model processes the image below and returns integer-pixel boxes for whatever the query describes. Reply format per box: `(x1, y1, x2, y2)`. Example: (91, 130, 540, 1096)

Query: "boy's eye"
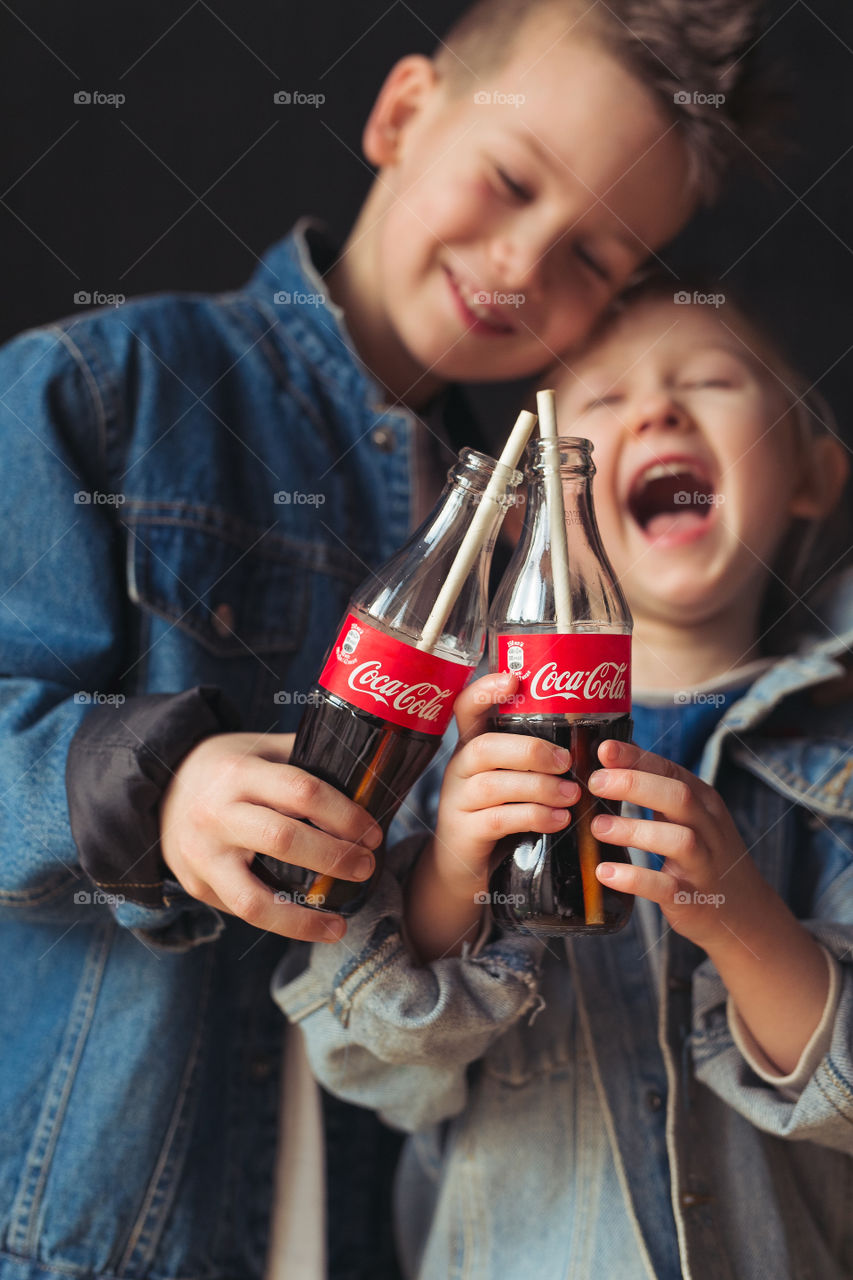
(574, 243, 610, 283)
(495, 167, 531, 201)
(583, 394, 622, 411)
(681, 379, 733, 390)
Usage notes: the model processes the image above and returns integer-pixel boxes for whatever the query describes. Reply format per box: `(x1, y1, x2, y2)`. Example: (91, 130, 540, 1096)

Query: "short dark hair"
(434, 0, 779, 200)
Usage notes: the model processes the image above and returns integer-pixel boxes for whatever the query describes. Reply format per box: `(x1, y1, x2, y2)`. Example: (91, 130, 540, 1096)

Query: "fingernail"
(364, 826, 383, 849)
(592, 815, 614, 835)
(353, 854, 374, 881)
(600, 739, 622, 762)
(551, 808, 570, 823)
(588, 770, 608, 793)
(597, 863, 615, 880)
(497, 671, 515, 687)
(553, 747, 571, 769)
(323, 918, 346, 941)
(558, 779, 580, 799)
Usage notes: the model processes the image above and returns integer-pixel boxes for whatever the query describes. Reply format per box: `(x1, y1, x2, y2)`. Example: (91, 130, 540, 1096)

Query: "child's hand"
(589, 738, 768, 951)
(159, 732, 382, 942)
(405, 672, 581, 961)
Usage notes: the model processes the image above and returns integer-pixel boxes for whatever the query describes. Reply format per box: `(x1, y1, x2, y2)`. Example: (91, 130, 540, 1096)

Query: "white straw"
(536, 389, 572, 631)
(418, 409, 538, 652)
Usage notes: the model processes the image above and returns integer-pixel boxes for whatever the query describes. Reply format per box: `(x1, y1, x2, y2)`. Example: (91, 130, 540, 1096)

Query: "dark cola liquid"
(253, 690, 437, 914)
(489, 715, 634, 935)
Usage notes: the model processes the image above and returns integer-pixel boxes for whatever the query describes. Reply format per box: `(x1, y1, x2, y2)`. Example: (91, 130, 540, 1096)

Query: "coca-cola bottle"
(255, 448, 522, 915)
(488, 436, 634, 935)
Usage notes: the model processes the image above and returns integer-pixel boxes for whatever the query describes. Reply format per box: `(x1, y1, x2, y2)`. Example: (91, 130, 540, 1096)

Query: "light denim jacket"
(276, 570, 853, 1280)
(0, 221, 429, 1280)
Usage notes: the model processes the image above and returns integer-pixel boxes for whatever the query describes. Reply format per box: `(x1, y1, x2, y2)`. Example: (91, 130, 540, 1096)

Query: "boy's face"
(357, 25, 693, 397)
(553, 299, 805, 629)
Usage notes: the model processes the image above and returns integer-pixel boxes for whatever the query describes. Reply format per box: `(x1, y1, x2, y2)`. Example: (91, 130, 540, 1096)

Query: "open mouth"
(627, 459, 719, 543)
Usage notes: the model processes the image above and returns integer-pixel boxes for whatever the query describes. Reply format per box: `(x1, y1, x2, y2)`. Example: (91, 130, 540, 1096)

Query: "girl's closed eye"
(582, 393, 623, 411)
(494, 165, 532, 202)
(574, 243, 610, 282)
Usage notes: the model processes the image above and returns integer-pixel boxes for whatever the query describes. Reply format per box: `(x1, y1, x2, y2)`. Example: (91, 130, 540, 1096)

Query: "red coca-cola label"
(318, 613, 475, 735)
(496, 633, 631, 715)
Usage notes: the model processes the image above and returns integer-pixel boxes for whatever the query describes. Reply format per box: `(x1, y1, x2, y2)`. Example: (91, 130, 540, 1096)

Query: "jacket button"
(371, 425, 396, 452)
(212, 603, 236, 637)
(646, 1090, 664, 1111)
(681, 1192, 714, 1208)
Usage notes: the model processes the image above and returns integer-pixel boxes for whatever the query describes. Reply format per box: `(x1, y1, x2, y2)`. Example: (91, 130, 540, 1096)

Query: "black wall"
(1, 1, 851, 436)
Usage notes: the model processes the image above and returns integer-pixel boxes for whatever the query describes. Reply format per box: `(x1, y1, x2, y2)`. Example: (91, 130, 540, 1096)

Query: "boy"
(0, 2, 770, 1278)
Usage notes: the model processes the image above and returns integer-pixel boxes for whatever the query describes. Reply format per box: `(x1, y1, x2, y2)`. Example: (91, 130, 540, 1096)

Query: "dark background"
(1, 0, 851, 440)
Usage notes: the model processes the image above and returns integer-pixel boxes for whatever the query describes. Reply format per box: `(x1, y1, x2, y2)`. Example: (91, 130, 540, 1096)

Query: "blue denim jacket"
(277, 571, 853, 1280)
(0, 222, 435, 1279)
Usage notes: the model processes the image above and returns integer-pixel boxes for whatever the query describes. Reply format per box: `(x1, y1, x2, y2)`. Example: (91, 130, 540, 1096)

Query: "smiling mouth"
(444, 268, 516, 335)
(627, 461, 719, 542)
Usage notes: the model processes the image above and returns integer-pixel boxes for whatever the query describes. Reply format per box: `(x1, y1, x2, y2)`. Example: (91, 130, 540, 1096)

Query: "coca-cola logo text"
(347, 660, 453, 722)
(528, 660, 628, 704)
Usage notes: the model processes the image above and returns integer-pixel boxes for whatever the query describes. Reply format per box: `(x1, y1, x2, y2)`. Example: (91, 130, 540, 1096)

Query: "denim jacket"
(0, 221, 456, 1280)
(276, 569, 853, 1280)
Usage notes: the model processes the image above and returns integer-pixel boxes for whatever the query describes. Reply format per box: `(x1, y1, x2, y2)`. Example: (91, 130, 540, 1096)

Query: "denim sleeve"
(690, 816, 853, 1153)
(272, 844, 545, 1132)
(0, 324, 221, 950)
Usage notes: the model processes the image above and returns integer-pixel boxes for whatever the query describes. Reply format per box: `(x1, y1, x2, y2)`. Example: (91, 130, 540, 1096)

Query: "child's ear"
(789, 435, 850, 519)
(362, 56, 440, 168)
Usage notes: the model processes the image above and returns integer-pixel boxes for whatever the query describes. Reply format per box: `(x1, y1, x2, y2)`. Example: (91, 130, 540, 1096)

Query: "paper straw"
(536, 389, 572, 630)
(418, 409, 537, 653)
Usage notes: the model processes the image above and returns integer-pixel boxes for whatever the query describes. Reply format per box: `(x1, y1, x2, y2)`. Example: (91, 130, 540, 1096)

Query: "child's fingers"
(455, 731, 571, 780)
(476, 802, 571, 841)
(588, 762, 715, 844)
(454, 672, 520, 743)
(595, 860, 682, 908)
(466, 769, 580, 811)
(591, 813, 705, 872)
(227, 802, 377, 883)
(245, 757, 383, 848)
(206, 858, 348, 942)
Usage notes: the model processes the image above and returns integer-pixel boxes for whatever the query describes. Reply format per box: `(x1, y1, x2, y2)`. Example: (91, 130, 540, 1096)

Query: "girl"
(275, 279, 853, 1279)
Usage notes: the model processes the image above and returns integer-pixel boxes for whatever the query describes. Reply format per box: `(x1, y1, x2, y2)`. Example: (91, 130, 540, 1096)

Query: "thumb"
(454, 672, 519, 743)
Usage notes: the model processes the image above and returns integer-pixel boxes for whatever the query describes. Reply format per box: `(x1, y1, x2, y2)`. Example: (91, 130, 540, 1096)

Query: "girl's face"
(554, 298, 807, 630)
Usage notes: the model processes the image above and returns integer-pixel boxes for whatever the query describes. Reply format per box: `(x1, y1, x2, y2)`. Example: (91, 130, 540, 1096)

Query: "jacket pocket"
(124, 509, 314, 725)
